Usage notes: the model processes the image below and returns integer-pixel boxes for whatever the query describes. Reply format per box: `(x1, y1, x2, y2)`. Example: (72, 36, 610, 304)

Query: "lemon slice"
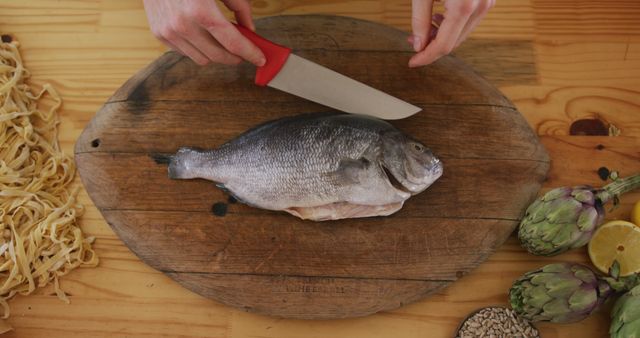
(588, 220, 640, 276)
(631, 200, 640, 227)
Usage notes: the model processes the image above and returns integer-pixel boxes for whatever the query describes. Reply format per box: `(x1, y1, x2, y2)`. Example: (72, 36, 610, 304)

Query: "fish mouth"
(430, 159, 444, 180)
(381, 159, 443, 195)
(382, 165, 413, 194)
(411, 160, 443, 191)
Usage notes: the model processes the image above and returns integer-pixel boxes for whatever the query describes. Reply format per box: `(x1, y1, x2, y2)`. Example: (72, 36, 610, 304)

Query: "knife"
(234, 25, 422, 120)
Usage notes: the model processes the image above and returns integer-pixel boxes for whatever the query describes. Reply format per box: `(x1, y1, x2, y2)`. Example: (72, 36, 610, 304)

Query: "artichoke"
(518, 173, 640, 256)
(509, 263, 614, 323)
(610, 284, 640, 338)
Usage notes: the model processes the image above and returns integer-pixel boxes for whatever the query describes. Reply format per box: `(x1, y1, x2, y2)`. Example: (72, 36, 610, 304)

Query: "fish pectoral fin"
(325, 157, 372, 185)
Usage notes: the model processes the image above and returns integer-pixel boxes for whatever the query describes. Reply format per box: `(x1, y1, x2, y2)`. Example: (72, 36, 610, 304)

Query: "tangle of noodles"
(0, 38, 98, 328)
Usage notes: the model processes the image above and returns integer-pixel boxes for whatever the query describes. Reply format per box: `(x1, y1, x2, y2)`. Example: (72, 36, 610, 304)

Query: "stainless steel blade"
(267, 54, 421, 120)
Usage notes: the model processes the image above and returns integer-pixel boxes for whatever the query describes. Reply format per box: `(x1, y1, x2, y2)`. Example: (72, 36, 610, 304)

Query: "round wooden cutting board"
(75, 15, 549, 319)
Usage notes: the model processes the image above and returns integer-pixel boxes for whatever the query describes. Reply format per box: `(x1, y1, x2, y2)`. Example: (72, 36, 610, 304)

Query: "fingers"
(151, 30, 179, 53)
(205, 21, 266, 66)
(162, 10, 243, 65)
(408, 22, 439, 46)
(409, 0, 476, 67)
(185, 27, 243, 65)
(170, 36, 211, 66)
(144, 0, 265, 66)
(223, 0, 255, 31)
(193, 5, 265, 66)
(411, 0, 434, 52)
(455, 0, 494, 48)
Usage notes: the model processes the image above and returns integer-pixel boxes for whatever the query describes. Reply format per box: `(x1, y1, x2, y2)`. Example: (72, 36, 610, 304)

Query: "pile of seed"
(456, 307, 540, 338)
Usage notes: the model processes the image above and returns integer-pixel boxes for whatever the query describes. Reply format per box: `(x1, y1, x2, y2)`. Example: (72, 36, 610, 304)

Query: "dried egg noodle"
(0, 39, 98, 326)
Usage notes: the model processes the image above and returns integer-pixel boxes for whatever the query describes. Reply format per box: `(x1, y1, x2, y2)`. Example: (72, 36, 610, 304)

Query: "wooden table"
(1, 1, 638, 337)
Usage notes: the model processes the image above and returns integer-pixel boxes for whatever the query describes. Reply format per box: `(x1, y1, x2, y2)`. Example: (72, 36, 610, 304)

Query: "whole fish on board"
(156, 113, 442, 221)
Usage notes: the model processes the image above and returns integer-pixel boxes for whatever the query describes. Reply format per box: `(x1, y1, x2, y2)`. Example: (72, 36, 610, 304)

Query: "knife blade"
(234, 25, 421, 120)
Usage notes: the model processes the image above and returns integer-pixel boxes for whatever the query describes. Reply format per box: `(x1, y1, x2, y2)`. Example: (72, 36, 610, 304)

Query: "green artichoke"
(509, 263, 614, 323)
(611, 284, 640, 338)
(518, 173, 640, 256)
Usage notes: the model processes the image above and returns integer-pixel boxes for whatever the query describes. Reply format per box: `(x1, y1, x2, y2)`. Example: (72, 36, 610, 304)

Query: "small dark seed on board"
(211, 202, 228, 217)
(598, 167, 610, 181)
(1, 34, 12, 43)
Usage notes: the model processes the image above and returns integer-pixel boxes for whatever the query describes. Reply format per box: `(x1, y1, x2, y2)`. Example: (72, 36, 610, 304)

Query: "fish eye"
(413, 144, 423, 152)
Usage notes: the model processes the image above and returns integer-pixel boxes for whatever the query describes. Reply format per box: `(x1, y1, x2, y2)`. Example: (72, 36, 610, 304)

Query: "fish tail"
(168, 147, 210, 179)
(150, 153, 183, 178)
(168, 160, 184, 179)
(152, 147, 219, 180)
(150, 153, 173, 165)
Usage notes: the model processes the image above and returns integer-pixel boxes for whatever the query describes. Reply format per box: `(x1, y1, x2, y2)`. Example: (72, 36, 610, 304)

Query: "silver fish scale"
(214, 117, 387, 208)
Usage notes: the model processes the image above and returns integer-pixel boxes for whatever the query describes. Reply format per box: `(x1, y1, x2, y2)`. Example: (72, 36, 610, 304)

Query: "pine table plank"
(0, 0, 638, 337)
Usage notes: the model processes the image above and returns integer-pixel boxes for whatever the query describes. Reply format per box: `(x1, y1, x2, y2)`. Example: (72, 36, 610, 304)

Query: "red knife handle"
(234, 24, 291, 86)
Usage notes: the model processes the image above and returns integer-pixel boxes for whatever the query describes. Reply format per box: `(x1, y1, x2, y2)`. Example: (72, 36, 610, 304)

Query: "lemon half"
(631, 200, 640, 227)
(588, 220, 640, 276)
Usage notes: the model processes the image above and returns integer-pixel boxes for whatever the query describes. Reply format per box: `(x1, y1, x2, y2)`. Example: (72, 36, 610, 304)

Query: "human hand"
(143, 0, 266, 66)
(409, 0, 494, 67)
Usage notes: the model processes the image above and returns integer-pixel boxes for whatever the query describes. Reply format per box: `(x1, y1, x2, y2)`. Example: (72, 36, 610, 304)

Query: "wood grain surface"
(0, 0, 639, 337)
(74, 15, 548, 319)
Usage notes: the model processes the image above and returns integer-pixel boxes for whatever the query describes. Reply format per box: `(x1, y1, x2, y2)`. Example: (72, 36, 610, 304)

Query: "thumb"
(411, 0, 434, 52)
(223, 0, 255, 30)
